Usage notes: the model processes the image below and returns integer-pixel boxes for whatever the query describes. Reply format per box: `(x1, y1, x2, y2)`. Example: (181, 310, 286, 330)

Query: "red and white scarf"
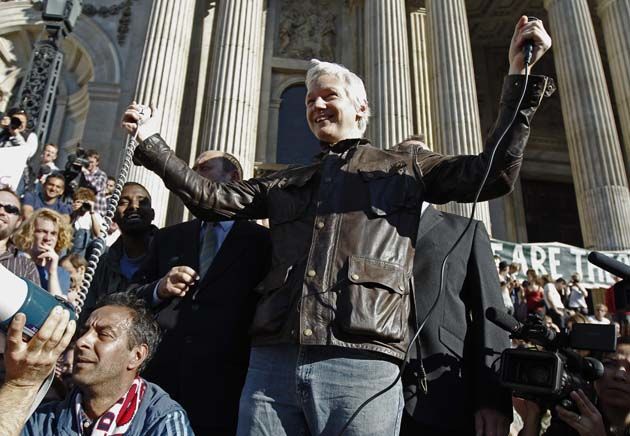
(74, 377, 147, 435)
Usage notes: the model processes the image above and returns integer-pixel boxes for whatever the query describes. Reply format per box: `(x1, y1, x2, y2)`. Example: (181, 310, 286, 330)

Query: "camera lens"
(10, 116, 22, 129)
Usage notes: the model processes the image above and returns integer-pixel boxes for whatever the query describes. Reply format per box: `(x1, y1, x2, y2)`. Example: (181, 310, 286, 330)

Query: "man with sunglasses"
(0, 187, 40, 284)
(0, 187, 41, 385)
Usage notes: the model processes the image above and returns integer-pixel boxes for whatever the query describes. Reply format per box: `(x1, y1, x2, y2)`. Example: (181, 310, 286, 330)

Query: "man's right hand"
(4, 307, 76, 389)
(121, 101, 161, 142)
(157, 266, 199, 300)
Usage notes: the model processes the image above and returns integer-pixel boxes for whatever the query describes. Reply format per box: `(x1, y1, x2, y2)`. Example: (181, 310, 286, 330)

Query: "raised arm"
(0, 308, 75, 436)
(121, 106, 269, 221)
(419, 17, 554, 204)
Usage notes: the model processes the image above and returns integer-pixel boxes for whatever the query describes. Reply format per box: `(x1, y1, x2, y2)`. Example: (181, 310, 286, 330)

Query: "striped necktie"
(199, 222, 218, 279)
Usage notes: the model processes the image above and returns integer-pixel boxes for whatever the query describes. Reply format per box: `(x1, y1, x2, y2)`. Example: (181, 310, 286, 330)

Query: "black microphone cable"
(337, 24, 539, 436)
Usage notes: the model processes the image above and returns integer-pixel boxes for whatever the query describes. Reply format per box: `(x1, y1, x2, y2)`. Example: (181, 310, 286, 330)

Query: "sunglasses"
(0, 203, 20, 215)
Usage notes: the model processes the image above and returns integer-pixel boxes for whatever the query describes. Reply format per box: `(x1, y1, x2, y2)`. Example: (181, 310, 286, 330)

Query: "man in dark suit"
(401, 205, 512, 436)
(130, 151, 271, 436)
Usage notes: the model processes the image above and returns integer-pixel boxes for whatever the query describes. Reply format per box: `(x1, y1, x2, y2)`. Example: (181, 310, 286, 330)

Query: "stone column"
(364, 0, 413, 149)
(200, 0, 266, 178)
(128, 0, 195, 227)
(545, 0, 630, 250)
(408, 6, 433, 148)
(596, 0, 630, 172)
(426, 0, 491, 231)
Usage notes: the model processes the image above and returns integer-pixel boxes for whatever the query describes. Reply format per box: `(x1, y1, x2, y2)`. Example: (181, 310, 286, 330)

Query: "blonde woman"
(13, 208, 73, 298)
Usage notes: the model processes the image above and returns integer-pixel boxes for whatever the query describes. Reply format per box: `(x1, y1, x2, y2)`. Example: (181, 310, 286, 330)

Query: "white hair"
(305, 59, 371, 135)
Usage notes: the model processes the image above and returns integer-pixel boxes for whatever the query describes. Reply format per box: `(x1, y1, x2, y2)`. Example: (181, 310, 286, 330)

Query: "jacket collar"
(315, 137, 370, 160)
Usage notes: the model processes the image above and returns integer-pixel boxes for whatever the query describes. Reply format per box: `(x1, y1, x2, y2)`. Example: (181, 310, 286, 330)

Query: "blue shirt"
(36, 265, 71, 295)
(120, 252, 146, 281)
(23, 191, 72, 216)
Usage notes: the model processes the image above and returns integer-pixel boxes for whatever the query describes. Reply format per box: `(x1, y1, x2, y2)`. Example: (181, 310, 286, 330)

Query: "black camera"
(65, 147, 90, 172)
(486, 308, 616, 411)
(79, 202, 92, 213)
(9, 116, 23, 130)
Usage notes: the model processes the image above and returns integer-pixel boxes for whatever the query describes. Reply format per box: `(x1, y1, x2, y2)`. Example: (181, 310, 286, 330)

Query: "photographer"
(69, 187, 102, 259)
(568, 273, 589, 316)
(81, 150, 108, 217)
(543, 274, 567, 329)
(0, 108, 38, 191)
(517, 337, 630, 436)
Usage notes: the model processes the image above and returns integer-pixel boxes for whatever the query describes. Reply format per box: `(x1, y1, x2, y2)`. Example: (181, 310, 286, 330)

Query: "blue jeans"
(236, 345, 403, 436)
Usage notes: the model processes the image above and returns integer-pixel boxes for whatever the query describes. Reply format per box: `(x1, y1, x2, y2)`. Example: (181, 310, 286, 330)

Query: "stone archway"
(0, 1, 121, 159)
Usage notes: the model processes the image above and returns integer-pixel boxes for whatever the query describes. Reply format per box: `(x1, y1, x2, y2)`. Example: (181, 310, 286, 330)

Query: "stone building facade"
(1, 0, 629, 250)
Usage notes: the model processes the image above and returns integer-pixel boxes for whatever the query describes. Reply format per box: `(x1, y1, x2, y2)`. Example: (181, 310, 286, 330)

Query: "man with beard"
(0, 293, 193, 435)
(0, 187, 40, 284)
(86, 182, 156, 309)
(0, 187, 40, 384)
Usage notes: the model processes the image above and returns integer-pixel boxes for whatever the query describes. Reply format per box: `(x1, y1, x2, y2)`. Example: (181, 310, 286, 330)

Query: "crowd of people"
(0, 15, 627, 436)
(495, 259, 623, 336)
(0, 110, 120, 307)
(491, 259, 629, 436)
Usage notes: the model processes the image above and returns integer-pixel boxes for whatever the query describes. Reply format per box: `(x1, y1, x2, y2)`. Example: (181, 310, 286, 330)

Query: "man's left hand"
(508, 16, 552, 74)
(475, 408, 511, 436)
(121, 102, 161, 143)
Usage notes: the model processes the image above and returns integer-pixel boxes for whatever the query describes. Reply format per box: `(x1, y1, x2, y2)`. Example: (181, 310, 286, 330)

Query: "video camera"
(63, 144, 92, 194)
(486, 307, 616, 411)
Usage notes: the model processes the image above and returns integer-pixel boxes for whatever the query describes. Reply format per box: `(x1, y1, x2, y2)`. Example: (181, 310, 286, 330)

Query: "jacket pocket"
(359, 163, 415, 217)
(336, 255, 409, 342)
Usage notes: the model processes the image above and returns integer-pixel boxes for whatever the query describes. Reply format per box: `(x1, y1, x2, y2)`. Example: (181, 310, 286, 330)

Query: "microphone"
(523, 16, 539, 66)
(486, 307, 522, 334)
(587, 251, 630, 280)
(486, 306, 558, 346)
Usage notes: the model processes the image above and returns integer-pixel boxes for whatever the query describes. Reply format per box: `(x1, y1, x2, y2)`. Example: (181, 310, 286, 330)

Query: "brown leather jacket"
(134, 75, 554, 360)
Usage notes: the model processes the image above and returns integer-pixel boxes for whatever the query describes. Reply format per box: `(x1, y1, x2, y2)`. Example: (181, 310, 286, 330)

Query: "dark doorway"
(276, 84, 320, 165)
(521, 179, 583, 247)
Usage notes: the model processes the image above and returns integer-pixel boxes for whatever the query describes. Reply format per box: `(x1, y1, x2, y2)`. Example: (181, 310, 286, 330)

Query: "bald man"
(129, 151, 272, 436)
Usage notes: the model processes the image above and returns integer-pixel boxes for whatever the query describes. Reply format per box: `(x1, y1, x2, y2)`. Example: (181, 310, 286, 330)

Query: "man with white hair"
(122, 17, 553, 436)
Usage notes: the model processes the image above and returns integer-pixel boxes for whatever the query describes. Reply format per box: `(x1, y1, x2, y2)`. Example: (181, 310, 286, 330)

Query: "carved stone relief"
(82, 0, 137, 44)
(276, 0, 337, 60)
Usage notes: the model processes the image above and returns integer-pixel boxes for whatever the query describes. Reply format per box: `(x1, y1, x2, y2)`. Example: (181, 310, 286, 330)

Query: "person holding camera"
(69, 187, 102, 259)
(81, 150, 108, 217)
(568, 273, 589, 316)
(0, 108, 38, 192)
(517, 337, 630, 436)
